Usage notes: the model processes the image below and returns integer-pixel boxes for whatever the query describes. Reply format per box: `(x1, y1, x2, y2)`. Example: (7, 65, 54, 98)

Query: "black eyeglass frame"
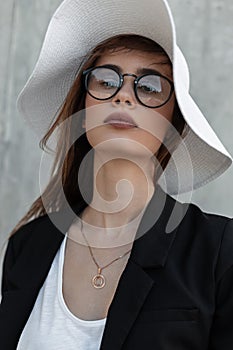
(82, 65, 174, 109)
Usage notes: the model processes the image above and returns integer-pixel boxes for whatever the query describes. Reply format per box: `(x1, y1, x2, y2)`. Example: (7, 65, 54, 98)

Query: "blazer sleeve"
(0, 239, 11, 302)
(0, 215, 47, 300)
(208, 218, 233, 349)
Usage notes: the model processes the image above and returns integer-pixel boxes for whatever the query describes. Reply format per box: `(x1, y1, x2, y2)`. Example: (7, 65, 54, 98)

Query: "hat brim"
(157, 46, 232, 195)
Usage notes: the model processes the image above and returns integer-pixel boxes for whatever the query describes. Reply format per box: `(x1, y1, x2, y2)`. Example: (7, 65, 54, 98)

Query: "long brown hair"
(9, 34, 187, 237)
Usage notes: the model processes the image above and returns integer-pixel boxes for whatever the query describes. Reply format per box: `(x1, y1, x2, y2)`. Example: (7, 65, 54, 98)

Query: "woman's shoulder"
(5, 212, 63, 264)
(178, 199, 233, 280)
(160, 187, 232, 234)
(184, 200, 232, 229)
(179, 198, 233, 246)
(164, 191, 232, 242)
(8, 214, 49, 248)
(9, 206, 73, 242)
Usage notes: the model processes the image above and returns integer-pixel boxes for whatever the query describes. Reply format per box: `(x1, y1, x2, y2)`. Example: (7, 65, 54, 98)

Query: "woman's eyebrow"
(136, 67, 163, 75)
(102, 64, 163, 75)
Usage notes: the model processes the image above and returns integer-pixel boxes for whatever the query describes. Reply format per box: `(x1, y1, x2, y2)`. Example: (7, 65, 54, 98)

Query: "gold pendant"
(92, 274, 106, 288)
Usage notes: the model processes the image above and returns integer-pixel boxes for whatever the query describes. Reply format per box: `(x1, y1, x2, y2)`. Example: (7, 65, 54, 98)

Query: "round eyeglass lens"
(136, 75, 172, 107)
(86, 67, 120, 100)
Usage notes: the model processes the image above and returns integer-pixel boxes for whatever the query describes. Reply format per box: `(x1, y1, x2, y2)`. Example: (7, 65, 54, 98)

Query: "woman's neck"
(81, 153, 157, 232)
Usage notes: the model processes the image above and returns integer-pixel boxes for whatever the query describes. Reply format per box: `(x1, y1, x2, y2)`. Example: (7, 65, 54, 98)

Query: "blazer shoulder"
(8, 214, 49, 250)
(2, 215, 49, 272)
(180, 201, 233, 278)
(182, 200, 232, 234)
(0, 215, 47, 295)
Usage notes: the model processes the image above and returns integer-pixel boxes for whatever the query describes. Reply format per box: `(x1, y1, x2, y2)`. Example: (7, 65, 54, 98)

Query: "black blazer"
(1, 186, 233, 349)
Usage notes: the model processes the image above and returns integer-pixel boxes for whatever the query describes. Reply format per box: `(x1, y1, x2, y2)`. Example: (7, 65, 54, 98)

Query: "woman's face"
(84, 48, 175, 159)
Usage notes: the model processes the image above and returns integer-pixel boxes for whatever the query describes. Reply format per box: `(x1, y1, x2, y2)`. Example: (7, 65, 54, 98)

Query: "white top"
(17, 234, 107, 350)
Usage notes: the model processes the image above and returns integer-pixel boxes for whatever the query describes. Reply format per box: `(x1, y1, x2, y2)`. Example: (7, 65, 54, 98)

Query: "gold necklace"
(80, 219, 132, 289)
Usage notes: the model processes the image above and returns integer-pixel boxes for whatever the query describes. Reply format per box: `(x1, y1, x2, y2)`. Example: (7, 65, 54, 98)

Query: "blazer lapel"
(100, 186, 185, 349)
(100, 260, 154, 349)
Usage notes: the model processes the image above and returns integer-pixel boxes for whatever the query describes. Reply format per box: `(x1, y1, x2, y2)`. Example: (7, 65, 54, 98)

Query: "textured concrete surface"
(0, 0, 232, 245)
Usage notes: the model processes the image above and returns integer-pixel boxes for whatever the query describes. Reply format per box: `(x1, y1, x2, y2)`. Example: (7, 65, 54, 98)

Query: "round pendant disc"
(92, 274, 106, 289)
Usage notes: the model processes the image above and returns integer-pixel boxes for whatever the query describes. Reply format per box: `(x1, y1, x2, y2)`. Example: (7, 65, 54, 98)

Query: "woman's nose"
(111, 77, 137, 107)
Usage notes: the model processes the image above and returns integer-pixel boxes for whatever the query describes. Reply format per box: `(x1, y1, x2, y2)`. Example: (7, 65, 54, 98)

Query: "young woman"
(0, 0, 233, 349)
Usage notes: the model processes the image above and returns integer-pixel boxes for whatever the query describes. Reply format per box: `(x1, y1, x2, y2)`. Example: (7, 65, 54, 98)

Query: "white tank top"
(17, 234, 107, 350)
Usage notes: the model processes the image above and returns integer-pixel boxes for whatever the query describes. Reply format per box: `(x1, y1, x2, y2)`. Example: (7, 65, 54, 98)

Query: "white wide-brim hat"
(17, 0, 232, 195)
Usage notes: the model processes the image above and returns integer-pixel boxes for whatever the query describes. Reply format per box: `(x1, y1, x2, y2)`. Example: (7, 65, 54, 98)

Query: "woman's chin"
(91, 137, 160, 165)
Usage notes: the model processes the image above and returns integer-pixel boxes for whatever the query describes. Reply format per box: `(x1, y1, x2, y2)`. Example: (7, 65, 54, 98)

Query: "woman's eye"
(99, 80, 117, 88)
(138, 84, 159, 94)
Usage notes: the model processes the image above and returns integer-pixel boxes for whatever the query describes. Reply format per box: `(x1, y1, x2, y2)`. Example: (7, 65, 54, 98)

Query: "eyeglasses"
(82, 65, 174, 108)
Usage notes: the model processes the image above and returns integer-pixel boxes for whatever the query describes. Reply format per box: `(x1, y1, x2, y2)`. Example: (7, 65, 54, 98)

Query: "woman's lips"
(104, 112, 138, 128)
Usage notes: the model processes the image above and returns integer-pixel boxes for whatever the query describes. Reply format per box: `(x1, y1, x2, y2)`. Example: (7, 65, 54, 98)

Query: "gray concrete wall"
(0, 0, 233, 246)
